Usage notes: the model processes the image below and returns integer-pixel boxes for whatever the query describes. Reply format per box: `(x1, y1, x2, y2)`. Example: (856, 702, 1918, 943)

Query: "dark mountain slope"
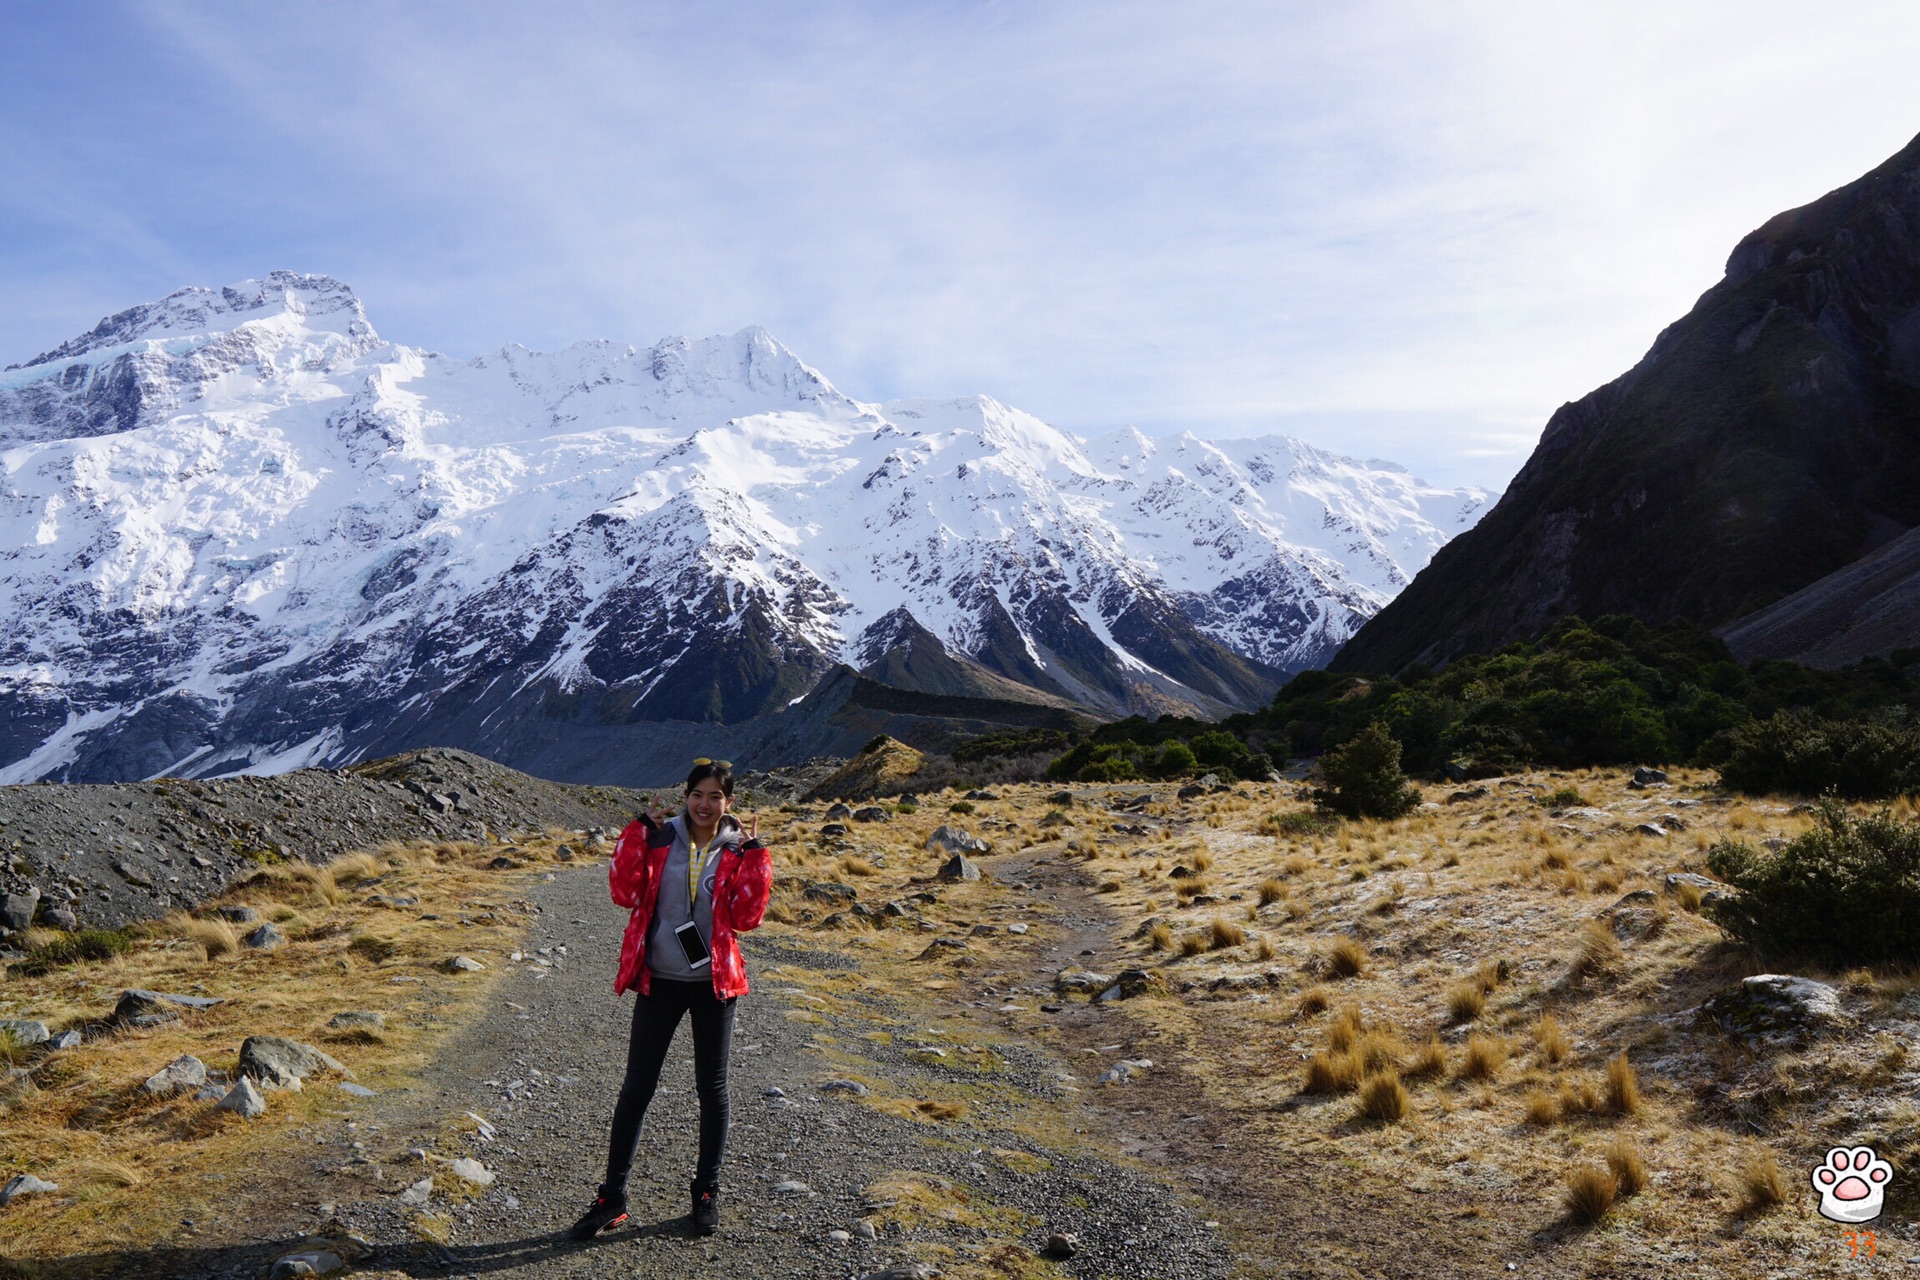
(1335, 131, 1920, 673)
(1718, 521, 1920, 667)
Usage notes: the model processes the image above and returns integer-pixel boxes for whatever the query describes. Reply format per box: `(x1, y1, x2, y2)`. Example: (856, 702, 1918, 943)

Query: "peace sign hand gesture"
(638, 795, 668, 835)
(745, 810, 758, 841)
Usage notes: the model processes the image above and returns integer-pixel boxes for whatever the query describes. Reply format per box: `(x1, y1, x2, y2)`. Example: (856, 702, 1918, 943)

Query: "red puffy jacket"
(609, 816, 772, 999)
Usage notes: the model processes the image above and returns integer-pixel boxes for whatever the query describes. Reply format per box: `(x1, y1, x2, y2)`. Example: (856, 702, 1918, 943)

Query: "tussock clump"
(328, 851, 385, 884)
(1557, 1076, 1604, 1118)
(1323, 937, 1367, 979)
(1672, 880, 1704, 913)
(839, 856, 880, 877)
(348, 934, 402, 964)
(1446, 981, 1486, 1023)
(1145, 922, 1174, 952)
(1327, 1006, 1365, 1052)
(1208, 918, 1246, 950)
(1604, 1135, 1648, 1197)
(1574, 920, 1621, 977)
(1253, 936, 1277, 961)
(1405, 1034, 1448, 1080)
(1357, 1071, 1410, 1122)
(1735, 1149, 1788, 1215)
(1282, 854, 1313, 876)
(1296, 986, 1330, 1018)
(1533, 1014, 1572, 1066)
(1456, 1033, 1509, 1081)
(1179, 932, 1208, 957)
(286, 863, 343, 906)
(1522, 1088, 1559, 1126)
(1190, 849, 1214, 873)
(1541, 848, 1572, 872)
(1257, 878, 1287, 906)
(1303, 1048, 1362, 1094)
(1097, 879, 1123, 894)
(1604, 1052, 1641, 1116)
(1174, 878, 1211, 903)
(1564, 1165, 1619, 1225)
(179, 915, 239, 960)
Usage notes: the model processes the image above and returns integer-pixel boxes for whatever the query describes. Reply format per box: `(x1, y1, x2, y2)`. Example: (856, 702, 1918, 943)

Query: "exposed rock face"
(1699, 974, 1848, 1040)
(1337, 130, 1920, 673)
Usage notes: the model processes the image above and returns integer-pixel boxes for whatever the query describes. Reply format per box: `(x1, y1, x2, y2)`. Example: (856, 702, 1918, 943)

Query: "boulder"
(915, 938, 969, 960)
(925, 825, 991, 857)
(1631, 766, 1670, 786)
(327, 1011, 385, 1031)
(46, 1029, 83, 1050)
(1, 889, 40, 932)
(112, 861, 153, 889)
(1700, 974, 1848, 1040)
(142, 1054, 208, 1097)
(268, 1252, 344, 1279)
(239, 1035, 345, 1090)
(449, 1158, 494, 1187)
(964, 790, 999, 801)
(40, 906, 78, 931)
(824, 803, 853, 821)
(1447, 786, 1490, 803)
(820, 823, 850, 838)
(804, 882, 857, 905)
(818, 1078, 871, 1097)
(445, 955, 485, 972)
(214, 904, 260, 924)
(851, 806, 890, 823)
(1634, 823, 1669, 838)
(1442, 762, 1469, 782)
(935, 854, 982, 883)
(1043, 1231, 1081, 1258)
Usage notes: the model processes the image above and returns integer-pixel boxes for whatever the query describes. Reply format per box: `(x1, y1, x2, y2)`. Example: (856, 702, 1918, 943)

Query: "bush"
(1706, 798, 1920, 963)
(1313, 722, 1420, 819)
(9, 927, 133, 977)
(1155, 742, 1198, 777)
(1718, 709, 1920, 799)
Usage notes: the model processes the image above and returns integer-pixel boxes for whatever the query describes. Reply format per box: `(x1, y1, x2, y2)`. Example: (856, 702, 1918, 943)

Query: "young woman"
(569, 759, 772, 1240)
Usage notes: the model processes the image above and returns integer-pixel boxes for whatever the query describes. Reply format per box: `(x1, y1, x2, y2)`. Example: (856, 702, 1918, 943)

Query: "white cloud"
(3, 0, 1918, 490)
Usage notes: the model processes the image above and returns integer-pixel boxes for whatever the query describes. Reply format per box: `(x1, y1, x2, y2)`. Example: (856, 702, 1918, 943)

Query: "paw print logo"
(1811, 1146, 1891, 1223)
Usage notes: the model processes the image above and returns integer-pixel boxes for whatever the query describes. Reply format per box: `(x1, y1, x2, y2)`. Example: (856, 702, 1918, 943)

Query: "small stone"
(1098, 1062, 1135, 1084)
(214, 904, 260, 924)
(366, 894, 419, 909)
(488, 856, 519, 870)
(113, 989, 223, 1024)
(1043, 1231, 1081, 1258)
(46, 1029, 83, 1050)
(397, 1177, 433, 1206)
(40, 906, 77, 931)
(239, 1035, 345, 1089)
(772, 1179, 811, 1194)
(1634, 822, 1668, 838)
(854, 1220, 878, 1241)
(819, 1079, 871, 1097)
(268, 1250, 344, 1279)
(246, 922, 287, 950)
(327, 1011, 385, 1030)
(916, 938, 968, 960)
(446, 955, 486, 972)
(860, 1265, 937, 1280)
(339, 1082, 376, 1098)
(762, 1086, 788, 1098)
(450, 1158, 493, 1186)
(828, 1229, 852, 1243)
(851, 806, 889, 823)
(217, 1077, 268, 1118)
(1006, 922, 1028, 935)
(0, 1173, 59, 1206)
(820, 823, 850, 837)
(1631, 766, 1670, 786)
(925, 826, 991, 857)
(190, 855, 213, 869)
(143, 1054, 208, 1097)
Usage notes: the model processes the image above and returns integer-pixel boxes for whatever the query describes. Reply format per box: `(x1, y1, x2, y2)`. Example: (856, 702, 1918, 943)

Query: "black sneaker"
(567, 1192, 629, 1241)
(690, 1182, 719, 1235)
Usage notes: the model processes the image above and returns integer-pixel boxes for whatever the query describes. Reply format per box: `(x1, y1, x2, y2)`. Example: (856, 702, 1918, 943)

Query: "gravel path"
(280, 862, 1236, 1279)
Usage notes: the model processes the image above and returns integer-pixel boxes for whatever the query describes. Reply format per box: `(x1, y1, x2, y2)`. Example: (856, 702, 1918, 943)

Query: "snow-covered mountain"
(0, 272, 1487, 784)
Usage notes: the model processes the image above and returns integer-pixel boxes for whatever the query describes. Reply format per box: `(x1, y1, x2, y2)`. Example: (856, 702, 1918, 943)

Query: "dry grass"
(1297, 986, 1330, 1018)
(326, 850, 384, 884)
(1174, 878, 1211, 903)
(1564, 1165, 1619, 1225)
(1357, 1072, 1410, 1122)
(1405, 1034, 1448, 1080)
(1446, 981, 1487, 1023)
(1303, 1048, 1363, 1095)
(1208, 918, 1246, 950)
(1179, 932, 1208, 958)
(179, 915, 239, 960)
(1605, 1135, 1648, 1197)
(1522, 1088, 1559, 1126)
(1736, 1149, 1788, 1215)
(839, 855, 881, 877)
(1323, 937, 1367, 979)
(1533, 1014, 1572, 1066)
(1604, 1052, 1642, 1116)
(1257, 878, 1287, 906)
(1145, 922, 1174, 952)
(1574, 919, 1621, 977)
(1672, 880, 1704, 913)
(1456, 1033, 1509, 1081)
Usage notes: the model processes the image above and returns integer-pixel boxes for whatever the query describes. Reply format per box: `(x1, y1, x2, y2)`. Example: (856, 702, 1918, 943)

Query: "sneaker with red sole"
(567, 1193, 629, 1241)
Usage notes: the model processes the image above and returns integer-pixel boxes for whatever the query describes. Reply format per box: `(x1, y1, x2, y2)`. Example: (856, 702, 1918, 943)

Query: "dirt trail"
(39, 859, 1237, 1279)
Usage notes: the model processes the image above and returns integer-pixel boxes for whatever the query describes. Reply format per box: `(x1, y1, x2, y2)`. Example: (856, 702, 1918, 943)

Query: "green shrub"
(1705, 798, 1920, 963)
(1313, 721, 1421, 819)
(1265, 810, 1339, 838)
(1538, 786, 1590, 809)
(1155, 742, 1198, 777)
(9, 927, 133, 977)
(1718, 710, 1920, 799)
(1077, 757, 1138, 783)
(861, 734, 892, 755)
(947, 800, 976, 815)
(952, 728, 1075, 764)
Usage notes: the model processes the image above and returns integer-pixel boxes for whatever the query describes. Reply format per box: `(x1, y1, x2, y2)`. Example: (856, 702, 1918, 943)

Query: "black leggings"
(599, 978, 737, 1196)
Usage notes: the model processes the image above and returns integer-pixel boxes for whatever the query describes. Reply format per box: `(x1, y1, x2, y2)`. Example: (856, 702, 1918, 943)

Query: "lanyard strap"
(689, 832, 724, 907)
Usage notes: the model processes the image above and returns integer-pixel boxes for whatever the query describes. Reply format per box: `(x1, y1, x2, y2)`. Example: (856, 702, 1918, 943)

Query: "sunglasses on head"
(692, 757, 733, 769)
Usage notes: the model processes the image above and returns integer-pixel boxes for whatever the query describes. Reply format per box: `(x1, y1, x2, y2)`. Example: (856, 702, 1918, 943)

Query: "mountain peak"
(15, 271, 375, 370)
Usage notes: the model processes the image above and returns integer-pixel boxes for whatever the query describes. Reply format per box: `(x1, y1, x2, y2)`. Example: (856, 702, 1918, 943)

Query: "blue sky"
(4, 2, 1918, 490)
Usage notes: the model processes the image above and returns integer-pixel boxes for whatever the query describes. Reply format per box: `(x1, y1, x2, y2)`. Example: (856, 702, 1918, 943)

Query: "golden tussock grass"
(1574, 920, 1621, 977)
(1456, 1033, 1509, 1082)
(1605, 1135, 1648, 1197)
(1534, 1013, 1572, 1066)
(1522, 1088, 1559, 1126)
(1208, 918, 1246, 950)
(1257, 878, 1287, 906)
(838, 855, 880, 877)
(1145, 922, 1173, 952)
(1564, 1165, 1619, 1224)
(1673, 881, 1704, 913)
(1604, 1052, 1642, 1116)
(1179, 932, 1208, 957)
(1356, 1071, 1410, 1122)
(1253, 936, 1276, 961)
(1736, 1149, 1788, 1215)
(1446, 981, 1486, 1023)
(1541, 848, 1572, 872)
(1296, 986, 1330, 1018)
(1190, 849, 1214, 873)
(1281, 854, 1313, 877)
(1303, 1047, 1363, 1094)
(1323, 937, 1366, 979)
(1405, 1034, 1448, 1080)
(326, 851, 385, 884)
(1327, 1006, 1364, 1052)
(1174, 878, 1210, 903)
(178, 914, 239, 960)
(1096, 879, 1123, 894)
